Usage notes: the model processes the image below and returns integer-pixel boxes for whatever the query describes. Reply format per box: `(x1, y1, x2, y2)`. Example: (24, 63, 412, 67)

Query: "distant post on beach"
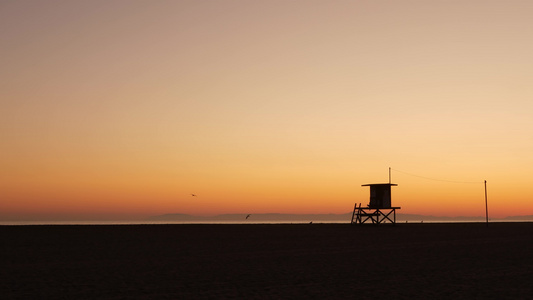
(485, 180, 488, 227)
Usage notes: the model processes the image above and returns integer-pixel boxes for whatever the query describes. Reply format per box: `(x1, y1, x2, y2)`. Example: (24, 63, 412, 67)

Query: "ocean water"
(1, 219, 531, 226)
(0, 220, 348, 226)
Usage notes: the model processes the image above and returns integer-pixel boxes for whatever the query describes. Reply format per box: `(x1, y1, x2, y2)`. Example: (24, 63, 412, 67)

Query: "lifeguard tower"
(351, 183, 400, 224)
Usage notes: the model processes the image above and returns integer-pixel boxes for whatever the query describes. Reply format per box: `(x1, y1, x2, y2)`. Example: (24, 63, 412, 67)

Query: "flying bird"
(191, 194, 197, 197)
(246, 214, 251, 219)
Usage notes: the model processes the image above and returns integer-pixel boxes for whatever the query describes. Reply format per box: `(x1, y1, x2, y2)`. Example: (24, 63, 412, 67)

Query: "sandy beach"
(2, 222, 533, 299)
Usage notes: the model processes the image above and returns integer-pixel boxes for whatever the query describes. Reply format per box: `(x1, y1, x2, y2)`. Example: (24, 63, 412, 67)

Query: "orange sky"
(2, 1, 533, 221)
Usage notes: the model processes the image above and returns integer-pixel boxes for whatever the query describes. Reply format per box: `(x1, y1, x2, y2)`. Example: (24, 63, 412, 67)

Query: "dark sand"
(2, 223, 533, 299)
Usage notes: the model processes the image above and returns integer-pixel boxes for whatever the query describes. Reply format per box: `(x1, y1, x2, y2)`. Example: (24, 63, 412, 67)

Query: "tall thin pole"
(389, 167, 391, 184)
(484, 180, 489, 227)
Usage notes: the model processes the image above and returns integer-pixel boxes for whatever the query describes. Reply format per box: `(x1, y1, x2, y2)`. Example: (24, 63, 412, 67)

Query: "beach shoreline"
(2, 222, 533, 298)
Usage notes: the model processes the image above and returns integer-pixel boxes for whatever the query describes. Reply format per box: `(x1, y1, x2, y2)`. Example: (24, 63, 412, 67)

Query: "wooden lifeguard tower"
(351, 183, 400, 224)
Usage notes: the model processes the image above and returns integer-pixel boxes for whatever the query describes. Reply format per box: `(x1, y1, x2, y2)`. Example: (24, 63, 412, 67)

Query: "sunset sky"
(2, 0, 533, 221)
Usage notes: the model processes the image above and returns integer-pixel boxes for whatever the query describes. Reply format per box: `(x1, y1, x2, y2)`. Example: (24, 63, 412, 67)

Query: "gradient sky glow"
(2, 0, 533, 220)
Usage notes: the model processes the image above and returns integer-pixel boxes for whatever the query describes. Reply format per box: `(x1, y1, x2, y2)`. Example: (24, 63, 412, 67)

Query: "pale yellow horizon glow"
(2, 1, 533, 221)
